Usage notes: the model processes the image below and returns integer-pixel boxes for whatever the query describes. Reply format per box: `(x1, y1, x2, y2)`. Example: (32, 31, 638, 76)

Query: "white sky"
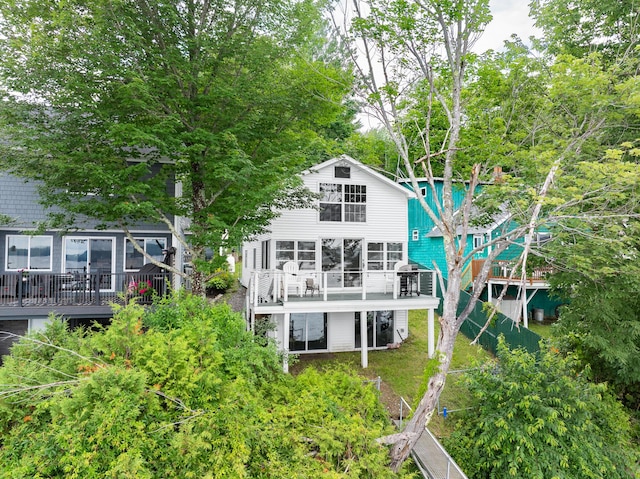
(474, 0, 541, 52)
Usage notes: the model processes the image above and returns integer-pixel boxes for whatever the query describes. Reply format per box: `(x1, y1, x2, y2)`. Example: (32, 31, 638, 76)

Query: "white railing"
(249, 268, 436, 306)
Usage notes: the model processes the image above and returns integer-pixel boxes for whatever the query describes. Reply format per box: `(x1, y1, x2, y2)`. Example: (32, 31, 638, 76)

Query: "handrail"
(399, 396, 413, 429)
(460, 261, 473, 291)
(247, 268, 437, 306)
(397, 396, 469, 479)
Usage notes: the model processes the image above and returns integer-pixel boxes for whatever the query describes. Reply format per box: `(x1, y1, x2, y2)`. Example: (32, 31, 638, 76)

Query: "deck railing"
(471, 260, 552, 284)
(250, 268, 436, 306)
(0, 271, 172, 307)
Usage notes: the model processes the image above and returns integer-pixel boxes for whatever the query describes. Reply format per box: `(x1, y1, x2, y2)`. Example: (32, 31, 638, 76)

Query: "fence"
(436, 279, 541, 355)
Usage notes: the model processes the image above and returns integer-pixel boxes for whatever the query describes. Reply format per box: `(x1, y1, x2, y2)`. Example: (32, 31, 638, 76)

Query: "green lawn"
(291, 310, 492, 436)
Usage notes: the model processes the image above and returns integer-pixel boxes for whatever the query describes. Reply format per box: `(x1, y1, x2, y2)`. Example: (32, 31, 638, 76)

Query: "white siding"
(329, 311, 355, 352)
(263, 162, 408, 243)
(241, 157, 433, 357)
(393, 310, 409, 342)
(30, 317, 49, 332)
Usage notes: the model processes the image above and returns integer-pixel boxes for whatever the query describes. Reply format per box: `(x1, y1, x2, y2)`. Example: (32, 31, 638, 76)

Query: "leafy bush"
(206, 270, 236, 293)
(0, 294, 407, 478)
(444, 337, 638, 479)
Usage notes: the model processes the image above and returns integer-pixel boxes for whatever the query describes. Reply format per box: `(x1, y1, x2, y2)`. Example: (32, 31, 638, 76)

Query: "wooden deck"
(472, 259, 551, 284)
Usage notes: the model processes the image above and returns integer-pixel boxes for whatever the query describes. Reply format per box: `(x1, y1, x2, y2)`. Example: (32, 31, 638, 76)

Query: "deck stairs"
(397, 398, 468, 479)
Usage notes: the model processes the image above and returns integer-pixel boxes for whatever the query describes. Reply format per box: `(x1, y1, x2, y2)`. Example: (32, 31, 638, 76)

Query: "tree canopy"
(334, 0, 640, 468)
(0, 0, 353, 292)
(445, 338, 638, 478)
(0, 294, 406, 477)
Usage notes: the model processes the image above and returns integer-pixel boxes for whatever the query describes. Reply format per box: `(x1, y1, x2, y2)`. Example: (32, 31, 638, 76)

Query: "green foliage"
(205, 270, 236, 293)
(445, 337, 638, 478)
(413, 356, 440, 410)
(0, 0, 354, 292)
(0, 295, 402, 477)
(531, 0, 639, 57)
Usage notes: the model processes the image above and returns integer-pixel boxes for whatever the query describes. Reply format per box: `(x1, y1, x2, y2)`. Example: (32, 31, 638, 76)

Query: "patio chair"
(304, 277, 320, 297)
(282, 261, 304, 297)
(385, 260, 407, 294)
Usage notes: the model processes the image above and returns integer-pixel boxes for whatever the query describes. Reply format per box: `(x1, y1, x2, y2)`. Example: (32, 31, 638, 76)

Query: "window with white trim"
(536, 232, 552, 246)
(6, 235, 53, 271)
(319, 183, 366, 222)
(124, 238, 166, 271)
(355, 311, 395, 348)
(275, 240, 316, 270)
(473, 234, 484, 250)
(412, 229, 419, 241)
(367, 242, 403, 270)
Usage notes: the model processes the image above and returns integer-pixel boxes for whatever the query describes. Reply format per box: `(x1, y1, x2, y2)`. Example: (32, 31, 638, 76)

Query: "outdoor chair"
(282, 261, 304, 297)
(385, 260, 407, 294)
(304, 277, 320, 296)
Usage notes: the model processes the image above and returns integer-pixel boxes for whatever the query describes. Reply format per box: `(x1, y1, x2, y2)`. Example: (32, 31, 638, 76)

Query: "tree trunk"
(190, 268, 206, 297)
(388, 284, 462, 471)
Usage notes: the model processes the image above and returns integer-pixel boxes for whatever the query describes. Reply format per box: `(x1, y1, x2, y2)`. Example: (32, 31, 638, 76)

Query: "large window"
(6, 235, 52, 270)
(322, 238, 362, 287)
(64, 237, 115, 289)
(290, 313, 327, 351)
(319, 183, 366, 222)
(275, 241, 316, 270)
(124, 238, 166, 271)
(355, 311, 395, 348)
(367, 242, 403, 270)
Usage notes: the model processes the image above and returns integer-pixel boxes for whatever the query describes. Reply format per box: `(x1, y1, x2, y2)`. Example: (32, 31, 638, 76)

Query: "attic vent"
(335, 166, 350, 178)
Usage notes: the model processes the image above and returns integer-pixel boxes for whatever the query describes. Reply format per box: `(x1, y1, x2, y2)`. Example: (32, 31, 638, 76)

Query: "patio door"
(64, 238, 115, 290)
(322, 238, 362, 288)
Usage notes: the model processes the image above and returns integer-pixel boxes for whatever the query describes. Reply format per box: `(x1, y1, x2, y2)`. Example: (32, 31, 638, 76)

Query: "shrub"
(206, 270, 236, 294)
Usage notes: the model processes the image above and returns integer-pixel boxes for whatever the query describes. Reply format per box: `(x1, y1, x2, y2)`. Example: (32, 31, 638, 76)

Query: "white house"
(240, 156, 440, 371)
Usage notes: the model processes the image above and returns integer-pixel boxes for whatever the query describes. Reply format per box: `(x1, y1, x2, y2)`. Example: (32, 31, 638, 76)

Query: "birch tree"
(336, 0, 621, 469)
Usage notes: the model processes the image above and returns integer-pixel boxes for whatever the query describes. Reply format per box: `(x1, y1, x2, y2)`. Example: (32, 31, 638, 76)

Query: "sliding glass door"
(321, 238, 362, 288)
(64, 237, 115, 290)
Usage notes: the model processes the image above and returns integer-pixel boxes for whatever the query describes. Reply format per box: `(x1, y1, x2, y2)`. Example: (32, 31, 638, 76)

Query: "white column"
(428, 308, 435, 358)
(172, 180, 183, 290)
(521, 288, 529, 328)
(360, 310, 368, 368)
(283, 313, 290, 373)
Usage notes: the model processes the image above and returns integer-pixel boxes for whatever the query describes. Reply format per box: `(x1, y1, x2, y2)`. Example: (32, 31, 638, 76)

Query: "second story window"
(319, 183, 366, 222)
(125, 238, 166, 271)
(6, 235, 52, 271)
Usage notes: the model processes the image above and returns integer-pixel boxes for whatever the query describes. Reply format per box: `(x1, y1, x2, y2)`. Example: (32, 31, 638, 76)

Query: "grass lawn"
(291, 310, 492, 437)
(527, 319, 557, 339)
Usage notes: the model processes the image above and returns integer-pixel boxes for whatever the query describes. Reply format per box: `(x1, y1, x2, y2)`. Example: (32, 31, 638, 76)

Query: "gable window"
(125, 238, 167, 271)
(6, 235, 52, 271)
(319, 183, 366, 222)
(419, 187, 427, 197)
(412, 229, 419, 241)
(367, 242, 403, 270)
(335, 166, 351, 178)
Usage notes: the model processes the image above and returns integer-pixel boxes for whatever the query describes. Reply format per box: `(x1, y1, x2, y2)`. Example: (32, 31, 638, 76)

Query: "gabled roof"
(426, 205, 511, 237)
(306, 155, 415, 198)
